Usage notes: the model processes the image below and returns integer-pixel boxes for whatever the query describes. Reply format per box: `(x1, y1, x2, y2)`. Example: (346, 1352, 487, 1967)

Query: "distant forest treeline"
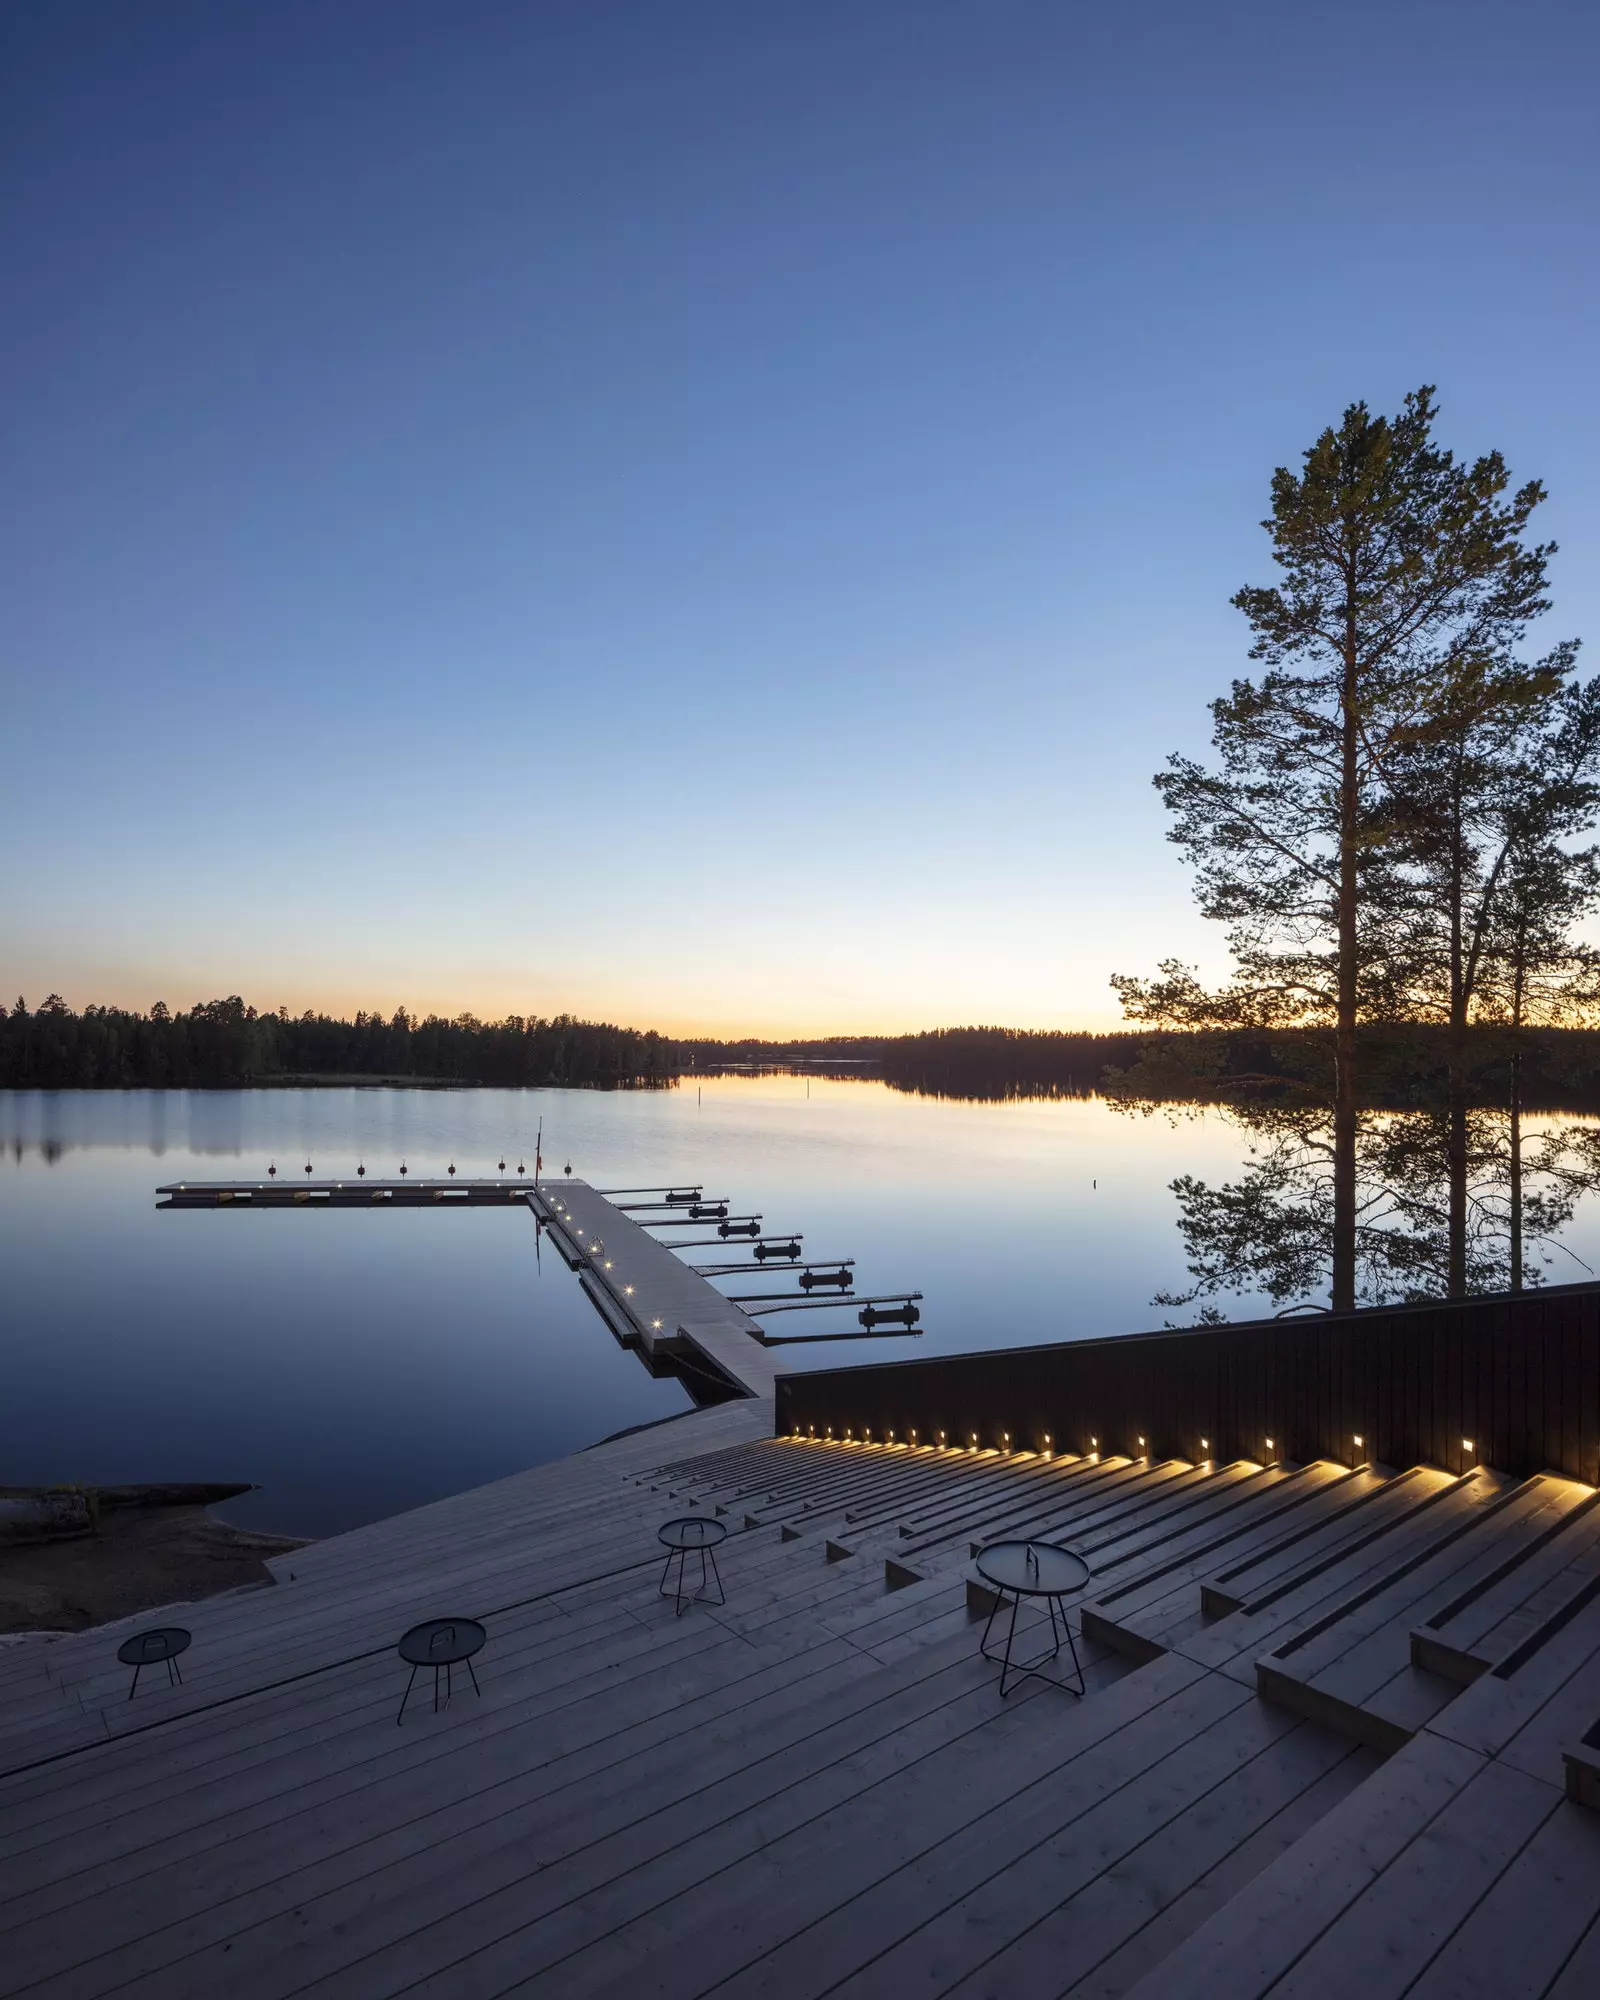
(861, 1024, 1600, 1110)
(689, 1024, 1600, 1109)
(0, 996, 676, 1089)
(8, 1000, 1600, 1108)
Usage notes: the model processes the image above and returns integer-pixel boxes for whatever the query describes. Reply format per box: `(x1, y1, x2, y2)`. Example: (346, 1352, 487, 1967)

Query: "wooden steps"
(1120, 1568, 1600, 2000)
(4, 1423, 1598, 1997)
(1413, 1482, 1600, 1684)
(1257, 1474, 1600, 1751)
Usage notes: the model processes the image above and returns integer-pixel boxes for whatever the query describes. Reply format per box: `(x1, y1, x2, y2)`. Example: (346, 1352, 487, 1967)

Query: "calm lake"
(7, 1077, 1599, 1537)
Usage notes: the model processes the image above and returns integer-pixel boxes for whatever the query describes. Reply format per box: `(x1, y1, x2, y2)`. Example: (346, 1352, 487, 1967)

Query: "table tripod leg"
(1063, 1616, 1085, 1696)
(979, 1589, 1003, 1660)
(128, 1664, 141, 1702)
(705, 1545, 726, 1606)
(998, 1591, 1023, 1697)
(467, 1657, 481, 1698)
(397, 1664, 417, 1726)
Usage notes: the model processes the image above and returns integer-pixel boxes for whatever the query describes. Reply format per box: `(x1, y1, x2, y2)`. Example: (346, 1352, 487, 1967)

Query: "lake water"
(6, 1078, 1598, 1537)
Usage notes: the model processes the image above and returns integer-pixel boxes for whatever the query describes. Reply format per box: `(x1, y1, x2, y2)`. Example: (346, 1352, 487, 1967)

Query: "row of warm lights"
(544, 1196, 665, 1331)
(786, 1425, 1480, 1462)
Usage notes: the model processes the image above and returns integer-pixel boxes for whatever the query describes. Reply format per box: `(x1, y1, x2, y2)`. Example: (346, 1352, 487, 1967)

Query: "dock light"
(1200, 1438, 1209, 1454)
(938, 1430, 946, 1445)
(604, 1260, 614, 1270)
(651, 1318, 663, 1330)
(1137, 1435, 1146, 1450)
(1353, 1434, 1364, 1449)
(1463, 1438, 1476, 1454)
(1265, 1437, 1274, 1453)
(1090, 1435, 1098, 1450)
(909, 1428, 918, 1444)
(624, 1285, 634, 1295)
(886, 1429, 894, 1441)
(1002, 1431, 1011, 1447)
(970, 1432, 979, 1449)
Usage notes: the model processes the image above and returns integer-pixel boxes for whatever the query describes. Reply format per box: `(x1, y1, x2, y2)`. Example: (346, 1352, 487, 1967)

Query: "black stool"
(117, 1627, 191, 1701)
(658, 1516, 727, 1616)
(396, 1617, 486, 1725)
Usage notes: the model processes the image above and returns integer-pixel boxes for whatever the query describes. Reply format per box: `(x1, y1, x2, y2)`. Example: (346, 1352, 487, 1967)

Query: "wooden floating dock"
(156, 1178, 788, 1400)
(157, 1178, 540, 1207)
(531, 1179, 781, 1399)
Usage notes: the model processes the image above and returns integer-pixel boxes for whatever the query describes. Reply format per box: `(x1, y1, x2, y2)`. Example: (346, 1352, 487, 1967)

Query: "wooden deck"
(3, 1413, 1600, 1996)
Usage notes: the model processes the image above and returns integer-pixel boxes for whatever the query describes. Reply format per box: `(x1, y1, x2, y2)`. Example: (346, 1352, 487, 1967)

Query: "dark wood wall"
(774, 1282, 1600, 1484)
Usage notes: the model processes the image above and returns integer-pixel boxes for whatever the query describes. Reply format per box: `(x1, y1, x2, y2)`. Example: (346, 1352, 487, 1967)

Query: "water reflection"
(8, 1080, 1600, 1536)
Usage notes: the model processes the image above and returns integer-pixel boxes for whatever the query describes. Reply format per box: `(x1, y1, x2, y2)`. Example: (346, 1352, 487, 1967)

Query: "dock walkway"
(156, 1177, 781, 1401)
(531, 1179, 780, 1398)
(4, 1411, 1600, 1995)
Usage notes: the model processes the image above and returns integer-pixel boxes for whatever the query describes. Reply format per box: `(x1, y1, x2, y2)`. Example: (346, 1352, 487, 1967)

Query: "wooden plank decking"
(4, 1418, 1600, 1995)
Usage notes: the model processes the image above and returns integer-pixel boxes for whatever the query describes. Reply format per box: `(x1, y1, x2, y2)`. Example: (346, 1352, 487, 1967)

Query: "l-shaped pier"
(157, 1175, 782, 1400)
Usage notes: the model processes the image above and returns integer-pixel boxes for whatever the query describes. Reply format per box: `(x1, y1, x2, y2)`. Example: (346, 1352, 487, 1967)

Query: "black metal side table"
(396, 1617, 486, 1725)
(658, 1516, 727, 1616)
(116, 1626, 192, 1701)
(974, 1539, 1090, 1697)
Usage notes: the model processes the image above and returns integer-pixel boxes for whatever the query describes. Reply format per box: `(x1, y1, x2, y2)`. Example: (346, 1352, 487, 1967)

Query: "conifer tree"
(1118, 387, 1557, 1310)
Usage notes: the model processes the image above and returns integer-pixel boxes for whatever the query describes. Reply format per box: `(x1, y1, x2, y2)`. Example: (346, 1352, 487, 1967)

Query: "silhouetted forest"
(0, 997, 676, 1089)
(875, 1027, 1154, 1098)
(687, 1025, 1600, 1108)
(10, 1000, 1600, 1109)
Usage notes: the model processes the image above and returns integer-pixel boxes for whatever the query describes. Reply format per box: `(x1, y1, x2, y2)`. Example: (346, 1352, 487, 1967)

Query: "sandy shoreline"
(0, 1497, 307, 1636)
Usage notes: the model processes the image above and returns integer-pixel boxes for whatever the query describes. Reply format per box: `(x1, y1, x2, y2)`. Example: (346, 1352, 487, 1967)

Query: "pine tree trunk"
(1333, 636, 1359, 1315)
(1447, 769, 1469, 1296)
(1508, 1044, 1523, 1292)
(1447, 1033, 1469, 1295)
(1509, 954, 1526, 1293)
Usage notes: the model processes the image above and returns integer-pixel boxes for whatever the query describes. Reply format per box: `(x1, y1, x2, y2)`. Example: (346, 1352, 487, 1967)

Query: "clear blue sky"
(3, 1, 1596, 1033)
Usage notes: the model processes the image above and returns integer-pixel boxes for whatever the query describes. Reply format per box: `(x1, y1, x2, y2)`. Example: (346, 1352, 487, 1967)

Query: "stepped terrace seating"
(1, 1412, 1598, 1997)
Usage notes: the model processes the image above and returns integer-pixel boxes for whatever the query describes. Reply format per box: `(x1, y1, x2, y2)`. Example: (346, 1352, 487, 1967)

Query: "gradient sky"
(3, 1, 1597, 1035)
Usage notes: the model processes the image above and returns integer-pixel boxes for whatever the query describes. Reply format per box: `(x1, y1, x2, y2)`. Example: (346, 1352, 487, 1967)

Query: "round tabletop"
(116, 1627, 192, 1667)
(397, 1617, 487, 1666)
(974, 1540, 1090, 1598)
(659, 1516, 727, 1552)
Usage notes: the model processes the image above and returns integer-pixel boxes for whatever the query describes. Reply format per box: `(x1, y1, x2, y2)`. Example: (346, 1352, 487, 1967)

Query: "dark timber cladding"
(776, 1279, 1600, 1485)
